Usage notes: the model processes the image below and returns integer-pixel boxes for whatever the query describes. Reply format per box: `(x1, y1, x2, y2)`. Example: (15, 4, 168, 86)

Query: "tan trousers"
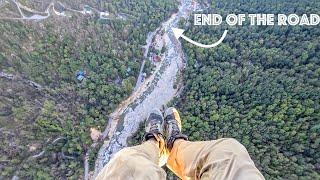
(96, 138, 265, 180)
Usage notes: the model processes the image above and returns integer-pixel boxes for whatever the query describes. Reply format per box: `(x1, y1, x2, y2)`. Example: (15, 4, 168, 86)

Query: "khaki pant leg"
(96, 140, 166, 180)
(166, 138, 264, 180)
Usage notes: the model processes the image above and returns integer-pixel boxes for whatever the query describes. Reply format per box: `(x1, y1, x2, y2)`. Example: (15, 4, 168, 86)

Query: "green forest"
(173, 0, 320, 179)
(1, 0, 319, 179)
(129, 0, 320, 179)
(0, 0, 178, 179)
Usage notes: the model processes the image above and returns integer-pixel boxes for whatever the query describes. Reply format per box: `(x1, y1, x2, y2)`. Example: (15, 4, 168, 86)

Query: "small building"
(152, 55, 161, 62)
(141, 73, 147, 82)
(76, 70, 86, 82)
(83, 5, 93, 14)
(100, 11, 110, 19)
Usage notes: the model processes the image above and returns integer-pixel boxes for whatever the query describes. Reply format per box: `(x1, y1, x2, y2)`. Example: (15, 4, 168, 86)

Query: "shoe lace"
(166, 116, 180, 133)
(149, 120, 160, 133)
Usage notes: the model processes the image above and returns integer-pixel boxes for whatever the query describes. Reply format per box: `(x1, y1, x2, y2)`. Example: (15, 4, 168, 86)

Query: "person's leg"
(96, 109, 167, 180)
(164, 107, 264, 180)
(167, 139, 265, 180)
(96, 139, 166, 180)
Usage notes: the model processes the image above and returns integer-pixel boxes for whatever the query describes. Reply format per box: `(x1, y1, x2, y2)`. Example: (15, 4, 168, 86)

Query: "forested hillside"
(173, 0, 320, 179)
(1, 0, 320, 179)
(0, 0, 178, 178)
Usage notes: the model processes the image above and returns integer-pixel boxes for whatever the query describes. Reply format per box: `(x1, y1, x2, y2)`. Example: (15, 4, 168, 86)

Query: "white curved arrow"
(172, 28, 228, 48)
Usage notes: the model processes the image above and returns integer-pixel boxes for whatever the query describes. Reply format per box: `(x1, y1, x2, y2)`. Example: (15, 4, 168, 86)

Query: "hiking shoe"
(144, 108, 165, 142)
(164, 107, 188, 150)
(144, 108, 167, 166)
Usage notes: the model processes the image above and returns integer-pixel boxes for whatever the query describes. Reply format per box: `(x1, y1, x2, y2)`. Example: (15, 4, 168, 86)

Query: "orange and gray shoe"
(164, 107, 188, 150)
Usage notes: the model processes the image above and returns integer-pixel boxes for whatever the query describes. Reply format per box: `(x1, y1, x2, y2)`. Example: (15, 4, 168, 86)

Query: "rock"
(90, 128, 102, 142)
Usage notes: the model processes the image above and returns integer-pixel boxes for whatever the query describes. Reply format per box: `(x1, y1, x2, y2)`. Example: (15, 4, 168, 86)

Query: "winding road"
(0, 0, 123, 20)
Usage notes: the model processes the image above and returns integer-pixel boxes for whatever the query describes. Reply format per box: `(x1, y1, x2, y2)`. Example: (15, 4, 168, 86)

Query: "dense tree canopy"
(0, 0, 178, 178)
(173, 0, 320, 179)
(1, 0, 319, 179)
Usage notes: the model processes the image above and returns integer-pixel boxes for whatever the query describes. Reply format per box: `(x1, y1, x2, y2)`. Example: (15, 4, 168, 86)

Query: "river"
(1, 0, 199, 178)
(93, 0, 197, 177)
